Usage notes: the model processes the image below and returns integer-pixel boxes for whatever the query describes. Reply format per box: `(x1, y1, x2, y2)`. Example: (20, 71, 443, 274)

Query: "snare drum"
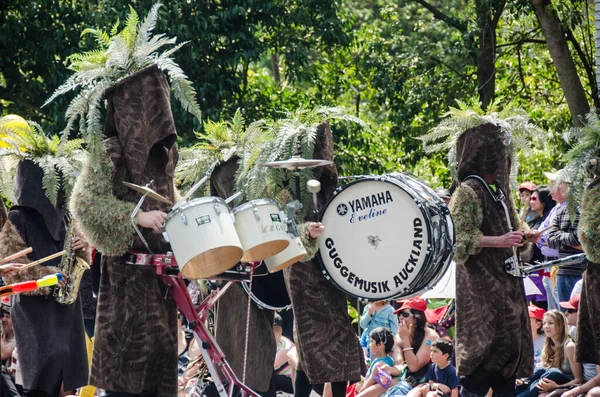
(163, 197, 243, 279)
(233, 199, 290, 262)
(318, 173, 454, 300)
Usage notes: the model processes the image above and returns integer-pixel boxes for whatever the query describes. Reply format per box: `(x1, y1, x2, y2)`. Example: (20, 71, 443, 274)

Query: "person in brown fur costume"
(282, 122, 362, 397)
(449, 123, 538, 396)
(0, 159, 90, 397)
(70, 65, 180, 397)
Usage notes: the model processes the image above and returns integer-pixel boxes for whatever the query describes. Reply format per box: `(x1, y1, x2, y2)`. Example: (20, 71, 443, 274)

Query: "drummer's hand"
(71, 237, 86, 251)
(136, 210, 168, 232)
(524, 230, 541, 244)
(308, 222, 324, 238)
(0, 263, 25, 277)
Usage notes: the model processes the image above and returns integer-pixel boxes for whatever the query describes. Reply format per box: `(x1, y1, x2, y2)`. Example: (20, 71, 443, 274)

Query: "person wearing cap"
(528, 306, 546, 368)
(356, 297, 438, 397)
(272, 313, 295, 395)
(545, 169, 584, 305)
(518, 182, 538, 224)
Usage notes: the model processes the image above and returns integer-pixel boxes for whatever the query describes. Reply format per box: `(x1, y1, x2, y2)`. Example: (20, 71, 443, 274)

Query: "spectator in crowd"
(519, 182, 538, 224)
(524, 186, 556, 308)
(356, 297, 438, 397)
(546, 169, 584, 304)
(528, 306, 546, 368)
(1, 304, 15, 366)
(515, 310, 582, 397)
(355, 327, 395, 394)
(406, 339, 459, 397)
(273, 313, 295, 394)
(558, 295, 598, 384)
(561, 366, 600, 397)
(360, 301, 399, 361)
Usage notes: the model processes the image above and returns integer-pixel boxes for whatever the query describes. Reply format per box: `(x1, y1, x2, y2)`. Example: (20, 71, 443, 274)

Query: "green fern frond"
(81, 28, 111, 49)
(120, 5, 140, 49)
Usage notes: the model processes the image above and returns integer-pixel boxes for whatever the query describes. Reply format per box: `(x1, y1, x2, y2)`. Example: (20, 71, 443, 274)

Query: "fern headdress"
(0, 116, 86, 206)
(235, 106, 366, 215)
(418, 100, 543, 187)
(561, 111, 600, 207)
(43, 3, 201, 165)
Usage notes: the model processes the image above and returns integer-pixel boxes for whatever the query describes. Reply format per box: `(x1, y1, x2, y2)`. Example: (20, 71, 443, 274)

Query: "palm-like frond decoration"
(0, 118, 87, 206)
(43, 2, 201, 167)
(562, 111, 600, 210)
(176, 109, 269, 194)
(235, 106, 368, 216)
(417, 100, 544, 187)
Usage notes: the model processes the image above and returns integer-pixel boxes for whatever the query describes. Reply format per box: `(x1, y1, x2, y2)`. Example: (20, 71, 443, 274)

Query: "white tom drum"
(318, 173, 454, 300)
(263, 234, 307, 273)
(163, 197, 243, 279)
(233, 199, 290, 262)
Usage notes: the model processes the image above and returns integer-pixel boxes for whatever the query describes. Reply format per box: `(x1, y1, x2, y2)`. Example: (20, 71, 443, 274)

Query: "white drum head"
(319, 177, 431, 300)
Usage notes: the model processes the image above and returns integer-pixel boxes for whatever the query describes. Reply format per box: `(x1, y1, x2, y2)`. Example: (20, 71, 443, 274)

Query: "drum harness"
(463, 175, 522, 278)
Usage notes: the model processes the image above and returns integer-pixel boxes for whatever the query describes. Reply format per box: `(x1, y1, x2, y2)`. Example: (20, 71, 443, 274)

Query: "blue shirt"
(359, 304, 399, 337)
(367, 355, 394, 378)
(425, 363, 460, 390)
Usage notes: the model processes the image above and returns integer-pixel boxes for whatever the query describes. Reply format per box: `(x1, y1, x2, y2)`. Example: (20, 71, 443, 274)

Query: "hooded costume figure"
(449, 123, 532, 394)
(0, 159, 89, 396)
(282, 122, 362, 388)
(574, 161, 600, 366)
(71, 65, 179, 396)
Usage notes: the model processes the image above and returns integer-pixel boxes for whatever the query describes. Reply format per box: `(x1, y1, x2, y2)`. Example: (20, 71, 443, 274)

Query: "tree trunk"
(530, 0, 590, 125)
(475, 0, 499, 110)
(271, 52, 281, 85)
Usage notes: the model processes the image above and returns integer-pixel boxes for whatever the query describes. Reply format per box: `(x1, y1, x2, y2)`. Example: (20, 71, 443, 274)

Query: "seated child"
(406, 339, 459, 397)
(360, 301, 398, 361)
(355, 327, 395, 394)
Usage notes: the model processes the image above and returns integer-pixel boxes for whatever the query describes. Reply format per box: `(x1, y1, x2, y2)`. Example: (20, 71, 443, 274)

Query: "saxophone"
(54, 217, 90, 305)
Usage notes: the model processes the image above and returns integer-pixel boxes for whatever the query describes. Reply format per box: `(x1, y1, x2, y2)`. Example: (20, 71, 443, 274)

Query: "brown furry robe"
(575, 177, 600, 366)
(282, 122, 362, 384)
(71, 66, 178, 396)
(450, 123, 533, 381)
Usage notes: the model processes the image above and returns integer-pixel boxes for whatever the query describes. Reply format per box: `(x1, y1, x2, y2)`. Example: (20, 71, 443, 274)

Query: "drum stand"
(129, 194, 260, 397)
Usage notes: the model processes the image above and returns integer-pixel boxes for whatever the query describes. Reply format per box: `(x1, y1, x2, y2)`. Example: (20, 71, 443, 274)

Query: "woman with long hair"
(356, 297, 438, 397)
(515, 310, 582, 397)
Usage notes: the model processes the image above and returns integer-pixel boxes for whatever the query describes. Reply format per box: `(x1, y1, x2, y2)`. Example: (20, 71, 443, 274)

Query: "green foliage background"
(0, 0, 594, 189)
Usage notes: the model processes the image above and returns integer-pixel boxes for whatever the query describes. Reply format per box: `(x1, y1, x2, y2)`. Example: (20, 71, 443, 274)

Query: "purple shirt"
(538, 201, 566, 259)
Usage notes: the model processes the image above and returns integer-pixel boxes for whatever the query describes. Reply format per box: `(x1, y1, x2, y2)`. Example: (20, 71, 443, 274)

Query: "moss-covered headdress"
(43, 2, 201, 166)
(418, 100, 543, 188)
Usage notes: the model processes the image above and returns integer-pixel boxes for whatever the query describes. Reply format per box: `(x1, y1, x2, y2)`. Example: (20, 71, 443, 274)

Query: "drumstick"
(0, 247, 33, 265)
(539, 225, 553, 234)
(17, 250, 67, 272)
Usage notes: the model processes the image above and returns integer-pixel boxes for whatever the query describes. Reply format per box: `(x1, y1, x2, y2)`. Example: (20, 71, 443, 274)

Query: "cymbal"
(263, 156, 333, 170)
(122, 182, 173, 205)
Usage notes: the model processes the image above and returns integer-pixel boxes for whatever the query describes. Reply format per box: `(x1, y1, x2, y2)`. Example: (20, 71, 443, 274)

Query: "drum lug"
(180, 211, 188, 225)
(213, 198, 221, 216)
(253, 205, 260, 221)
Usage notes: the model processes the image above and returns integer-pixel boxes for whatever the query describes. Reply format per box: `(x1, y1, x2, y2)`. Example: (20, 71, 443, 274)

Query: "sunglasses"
(398, 311, 411, 318)
(530, 196, 539, 201)
(566, 309, 577, 314)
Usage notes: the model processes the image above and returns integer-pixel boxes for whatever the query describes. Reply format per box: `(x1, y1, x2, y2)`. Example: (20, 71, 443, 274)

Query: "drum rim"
(232, 198, 281, 214)
(317, 174, 438, 301)
(163, 196, 229, 227)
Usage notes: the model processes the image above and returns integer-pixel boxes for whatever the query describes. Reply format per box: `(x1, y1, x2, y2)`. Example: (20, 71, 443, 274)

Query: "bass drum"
(242, 268, 291, 311)
(318, 173, 454, 301)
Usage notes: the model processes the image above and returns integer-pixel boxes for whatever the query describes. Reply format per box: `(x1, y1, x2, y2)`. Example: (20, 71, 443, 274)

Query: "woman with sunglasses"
(356, 297, 438, 397)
